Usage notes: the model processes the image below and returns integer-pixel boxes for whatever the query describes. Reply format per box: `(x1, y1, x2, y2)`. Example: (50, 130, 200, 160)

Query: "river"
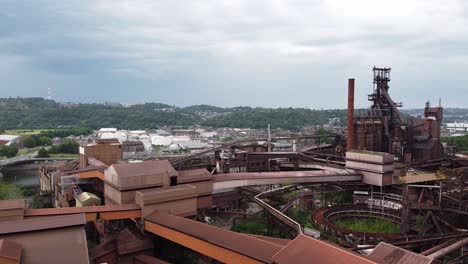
(0, 168, 40, 187)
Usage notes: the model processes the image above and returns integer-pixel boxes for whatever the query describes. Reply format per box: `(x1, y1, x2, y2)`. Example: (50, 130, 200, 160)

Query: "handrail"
(253, 185, 303, 236)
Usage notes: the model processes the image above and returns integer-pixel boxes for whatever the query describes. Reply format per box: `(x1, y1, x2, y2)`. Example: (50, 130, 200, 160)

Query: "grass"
(287, 207, 314, 228)
(18, 147, 41, 155)
(5, 129, 52, 136)
(334, 218, 400, 234)
(49, 153, 79, 158)
(231, 220, 268, 235)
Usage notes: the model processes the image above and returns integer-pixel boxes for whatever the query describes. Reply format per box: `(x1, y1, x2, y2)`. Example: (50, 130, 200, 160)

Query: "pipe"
(420, 238, 458, 256)
(427, 237, 468, 259)
(347, 78, 355, 151)
(437, 217, 468, 232)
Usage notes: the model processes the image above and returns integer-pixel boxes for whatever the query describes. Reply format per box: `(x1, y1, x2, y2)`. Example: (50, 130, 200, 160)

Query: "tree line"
(0, 98, 349, 131)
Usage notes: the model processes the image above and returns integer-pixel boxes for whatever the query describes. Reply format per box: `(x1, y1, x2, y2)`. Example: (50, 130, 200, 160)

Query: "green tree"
(37, 136, 52, 146)
(59, 139, 79, 154)
(0, 184, 24, 199)
(37, 148, 50, 158)
(22, 135, 36, 148)
(6, 146, 18, 158)
(0, 145, 19, 158)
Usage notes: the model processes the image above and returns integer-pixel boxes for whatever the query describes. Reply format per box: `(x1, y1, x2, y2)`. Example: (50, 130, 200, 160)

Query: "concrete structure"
(135, 184, 198, 217)
(79, 138, 123, 169)
(345, 150, 395, 186)
(104, 160, 212, 215)
(213, 170, 361, 191)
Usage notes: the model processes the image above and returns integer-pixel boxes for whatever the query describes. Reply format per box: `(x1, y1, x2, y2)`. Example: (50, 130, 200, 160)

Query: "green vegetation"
(443, 135, 468, 151)
(204, 108, 348, 131)
(21, 135, 37, 148)
(0, 184, 24, 199)
(49, 139, 79, 154)
(4, 129, 50, 135)
(287, 207, 314, 228)
(36, 136, 52, 146)
(219, 136, 234, 142)
(37, 148, 50, 158)
(319, 190, 353, 205)
(0, 97, 349, 130)
(231, 219, 268, 235)
(334, 218, 400, 233)
(18, 147, 40, 155)
(0, 145, 18, 158)
(49, 153, 79, 158)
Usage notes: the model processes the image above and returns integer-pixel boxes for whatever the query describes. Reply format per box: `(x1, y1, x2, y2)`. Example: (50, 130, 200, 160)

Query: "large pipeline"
(347, 78, 355, 151)
(427, 237, 468, 259)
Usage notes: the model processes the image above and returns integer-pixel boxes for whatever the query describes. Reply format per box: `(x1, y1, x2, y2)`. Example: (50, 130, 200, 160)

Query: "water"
(0, 169, 40, 187)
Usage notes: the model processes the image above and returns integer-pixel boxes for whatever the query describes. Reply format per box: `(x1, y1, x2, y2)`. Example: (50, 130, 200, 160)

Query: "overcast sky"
(0, 1, 467, 108)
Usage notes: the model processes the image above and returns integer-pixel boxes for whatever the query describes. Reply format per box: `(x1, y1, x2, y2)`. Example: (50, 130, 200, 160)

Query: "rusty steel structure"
(347, 78, 355, 151)
(348, 67, 444, 164)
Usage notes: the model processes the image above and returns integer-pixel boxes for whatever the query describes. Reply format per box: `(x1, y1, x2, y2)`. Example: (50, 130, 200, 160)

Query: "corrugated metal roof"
(134, 254, 170, 264)
(272, 234, 375, 264)
(0, 239, 22, 262)
(24, 204, 140, 216)
(249, 234, 291, 246)
(146, 211, 283, 263)
(0, 214, 86, 235)
(368, 242, 436, 264)
(110, 160, 176, 178)
(178, 169, 212, 183)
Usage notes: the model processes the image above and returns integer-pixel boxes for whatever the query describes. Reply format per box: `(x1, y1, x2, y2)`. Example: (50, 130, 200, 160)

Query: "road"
(0, 151, 39, 167)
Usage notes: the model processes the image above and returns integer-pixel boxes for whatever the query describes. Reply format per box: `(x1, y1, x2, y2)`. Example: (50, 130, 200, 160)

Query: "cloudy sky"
(1, 1, 467, 108)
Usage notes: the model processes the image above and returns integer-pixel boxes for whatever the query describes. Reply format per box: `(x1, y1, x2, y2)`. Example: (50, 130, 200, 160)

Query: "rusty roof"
(0, 239, 22, 262)
(272, 234, 375, 264)
(88, 157, 109, 169)
(368, 242, 436, 264)
(0, 199, 25, 210)
(249, 234, 291, 246)
(110, 160, 176, 178)
(213, 170, 354, 182)
(146, 211, 283, 263)
(134, 254, 170, 264)
(56, 160, 79, 171)
(0, 214, 86, 235)
(24, 204, 140, 217)
(178, 169, 212, 183)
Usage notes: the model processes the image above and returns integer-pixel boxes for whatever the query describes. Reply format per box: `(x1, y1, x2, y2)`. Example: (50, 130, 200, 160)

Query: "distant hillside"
(1, 98, 466, 130)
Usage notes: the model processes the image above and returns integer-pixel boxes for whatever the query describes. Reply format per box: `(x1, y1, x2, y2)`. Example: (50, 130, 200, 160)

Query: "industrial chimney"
(347, 78, 355, 151)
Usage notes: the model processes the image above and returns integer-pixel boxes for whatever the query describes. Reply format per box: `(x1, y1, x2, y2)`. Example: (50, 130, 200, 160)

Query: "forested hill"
(2, 97, 465, 130)
(0, 98, 351, 130)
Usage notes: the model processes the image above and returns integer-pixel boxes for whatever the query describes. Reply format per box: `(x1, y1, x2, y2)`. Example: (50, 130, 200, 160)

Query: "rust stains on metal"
(347, 78, 355, 151)
(145, 211, 283, 263)
(0, 239, 22, 263)
(0, 214, 86, 235)
(272, 234, 375, 264)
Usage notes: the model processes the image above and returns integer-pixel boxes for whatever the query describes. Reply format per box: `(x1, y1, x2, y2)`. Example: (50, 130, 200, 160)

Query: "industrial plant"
(1, 67, 468, 264)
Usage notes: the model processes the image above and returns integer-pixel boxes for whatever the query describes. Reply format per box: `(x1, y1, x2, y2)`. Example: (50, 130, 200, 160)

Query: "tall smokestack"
(347, 78, 355, 151)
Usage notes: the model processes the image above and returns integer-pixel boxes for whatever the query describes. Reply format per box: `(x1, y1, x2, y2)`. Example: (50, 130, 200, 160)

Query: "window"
(170, 176, 177, 186)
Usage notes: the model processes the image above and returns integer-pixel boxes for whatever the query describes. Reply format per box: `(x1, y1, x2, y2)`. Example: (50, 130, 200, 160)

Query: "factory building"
(79, 138, 123, 169)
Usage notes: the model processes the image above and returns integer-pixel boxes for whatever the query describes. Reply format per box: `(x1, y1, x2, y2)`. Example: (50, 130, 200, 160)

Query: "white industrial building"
(0, 135, 20, 146)
(446, 123, 468, 133)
